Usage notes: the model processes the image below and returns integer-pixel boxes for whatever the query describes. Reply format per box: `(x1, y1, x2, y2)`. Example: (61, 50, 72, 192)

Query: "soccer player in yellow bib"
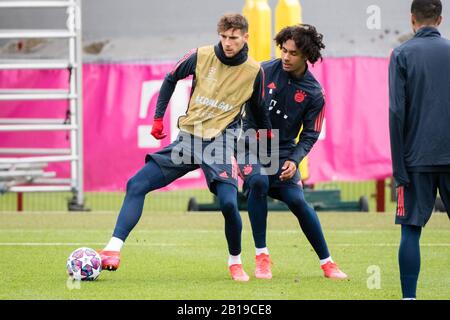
(99, 14, 271, 282)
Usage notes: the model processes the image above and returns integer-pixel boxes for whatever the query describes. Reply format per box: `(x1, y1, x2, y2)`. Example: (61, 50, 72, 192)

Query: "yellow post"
(275, 0, 303, 57)
(295, 125, 310, 182)
(251, 0, 272, 62)
(299, 156, 310, 181)
(242, 0, 256, 59)
(275, 0, 306, 179)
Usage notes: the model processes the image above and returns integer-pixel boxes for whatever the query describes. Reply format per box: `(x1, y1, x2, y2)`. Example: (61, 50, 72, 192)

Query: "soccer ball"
(66, 247, 102, 281)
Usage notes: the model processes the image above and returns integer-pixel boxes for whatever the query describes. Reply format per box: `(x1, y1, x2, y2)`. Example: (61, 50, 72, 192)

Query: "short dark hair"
(411, 0, 442, 23)
(274, 24, 325, 64)
(217, 13, 248, 34)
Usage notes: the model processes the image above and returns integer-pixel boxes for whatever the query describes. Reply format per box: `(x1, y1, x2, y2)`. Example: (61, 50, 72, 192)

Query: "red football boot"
(98, 250, 120, 271)
(255, 253, 272, 279)
(229, 264, 250, 282)
(321, 261, 348, 279)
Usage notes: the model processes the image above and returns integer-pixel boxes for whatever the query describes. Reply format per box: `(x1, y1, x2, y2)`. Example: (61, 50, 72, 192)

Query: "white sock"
(402, 298, 416, 300)
(228, 254, 242, 266)
(104, 237, 124, 252)
(255, 247, 269, 256)
(320, 256, 334, 266)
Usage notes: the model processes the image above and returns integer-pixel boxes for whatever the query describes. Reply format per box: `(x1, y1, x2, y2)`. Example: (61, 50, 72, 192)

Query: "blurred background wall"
(1, 0, 449, 61)
(1, 0, 449, 212)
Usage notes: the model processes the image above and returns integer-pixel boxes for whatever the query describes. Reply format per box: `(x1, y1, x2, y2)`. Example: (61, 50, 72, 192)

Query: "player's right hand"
(279, 160, 297, 181)
(150, 118, 167, 140)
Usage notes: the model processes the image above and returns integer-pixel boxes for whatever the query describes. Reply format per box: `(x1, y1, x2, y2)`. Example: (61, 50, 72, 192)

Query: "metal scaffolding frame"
(0, 0, 86, 210)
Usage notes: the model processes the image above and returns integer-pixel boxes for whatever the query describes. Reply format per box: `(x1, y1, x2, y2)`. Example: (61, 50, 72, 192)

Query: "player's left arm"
(287, 93, 325, 167)
(388, 49, 410, 187)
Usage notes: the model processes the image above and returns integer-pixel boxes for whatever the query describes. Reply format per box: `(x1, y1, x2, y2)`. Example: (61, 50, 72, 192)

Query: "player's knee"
(126, 175, 149, 196)
(401, 225, 422, 243)
(221, 200, 241, 227)
(287, 195, 308, 212)
(248, 175, 269, 195)
(220, 198, 238, 216)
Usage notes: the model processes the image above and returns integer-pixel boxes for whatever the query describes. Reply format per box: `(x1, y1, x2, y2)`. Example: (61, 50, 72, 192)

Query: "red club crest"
(267, 82, 277, 89)
(295, 90, 306, 103)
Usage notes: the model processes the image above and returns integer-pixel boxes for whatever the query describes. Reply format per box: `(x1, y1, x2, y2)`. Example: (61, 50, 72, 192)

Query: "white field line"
(0, 242, 448, 247)
(0, 242, 186, 247)
(1, 229, 449, 234)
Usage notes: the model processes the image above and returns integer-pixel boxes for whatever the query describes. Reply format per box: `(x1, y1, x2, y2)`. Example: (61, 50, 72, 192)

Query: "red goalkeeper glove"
(150, 118, 167, 140)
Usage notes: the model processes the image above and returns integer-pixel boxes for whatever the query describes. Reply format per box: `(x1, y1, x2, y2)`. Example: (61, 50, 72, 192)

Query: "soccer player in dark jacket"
(240, 24, 347, 280)
(389, 0, 450, 299)
(98, 14, 271, 282)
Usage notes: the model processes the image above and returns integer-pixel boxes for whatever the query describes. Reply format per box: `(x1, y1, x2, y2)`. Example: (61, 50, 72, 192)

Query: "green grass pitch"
(0, 210, 448, 300)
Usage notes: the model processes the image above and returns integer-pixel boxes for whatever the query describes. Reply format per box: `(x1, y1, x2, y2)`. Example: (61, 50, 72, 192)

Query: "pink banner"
(0, 58, 392, 191)
(308, 57, 392, 182)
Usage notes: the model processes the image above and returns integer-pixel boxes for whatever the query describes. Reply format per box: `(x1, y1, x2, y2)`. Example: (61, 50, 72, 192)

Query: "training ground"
(0, 210, 448, 300)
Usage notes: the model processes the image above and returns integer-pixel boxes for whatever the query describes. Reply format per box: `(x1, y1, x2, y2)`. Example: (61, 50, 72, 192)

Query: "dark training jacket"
(389, 26, 450, 186)
(245, 58, 325, 166)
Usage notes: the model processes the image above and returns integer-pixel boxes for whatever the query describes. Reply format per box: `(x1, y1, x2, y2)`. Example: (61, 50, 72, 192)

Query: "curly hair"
(274, 24, 325, 64)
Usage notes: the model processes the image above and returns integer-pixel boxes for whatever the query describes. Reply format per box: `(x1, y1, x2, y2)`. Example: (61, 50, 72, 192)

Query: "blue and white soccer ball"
(66, 247, 102, 281)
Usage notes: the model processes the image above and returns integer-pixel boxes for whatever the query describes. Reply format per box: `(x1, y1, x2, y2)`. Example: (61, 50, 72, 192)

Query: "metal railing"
(0, 0, 86, 210)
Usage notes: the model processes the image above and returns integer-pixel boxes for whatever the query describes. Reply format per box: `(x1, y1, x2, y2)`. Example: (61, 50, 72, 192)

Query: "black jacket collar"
(214, 42, 249, 66)
(414, 26, 441, 38)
